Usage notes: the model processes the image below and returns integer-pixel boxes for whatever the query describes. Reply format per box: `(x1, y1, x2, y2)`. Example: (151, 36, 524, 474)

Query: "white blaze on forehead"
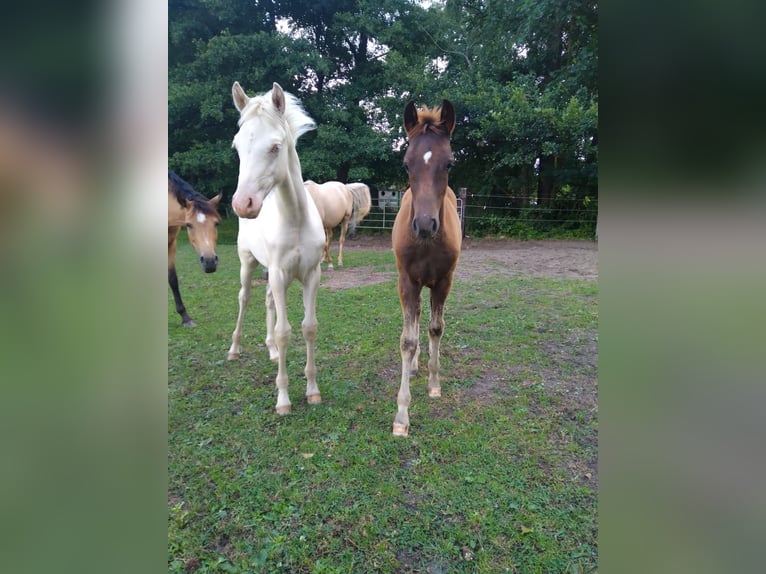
(423, 150, 432, 164)
(196, 212, 207, 223)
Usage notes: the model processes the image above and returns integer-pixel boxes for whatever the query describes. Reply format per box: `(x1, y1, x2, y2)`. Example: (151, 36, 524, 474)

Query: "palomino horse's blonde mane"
(236, 88, 316, 140)
(405, 105, 452, 138)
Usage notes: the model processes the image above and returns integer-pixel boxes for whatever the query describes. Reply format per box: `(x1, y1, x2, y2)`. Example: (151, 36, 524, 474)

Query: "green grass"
(169, 237, 598, 573)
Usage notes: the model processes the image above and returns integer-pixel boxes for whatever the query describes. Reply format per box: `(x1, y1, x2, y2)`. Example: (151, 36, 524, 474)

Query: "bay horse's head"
(230, 82, 316, 218)
(402, 99, 456, 239)
(168, 171, 222, 273)
(185, 194, 222, 273)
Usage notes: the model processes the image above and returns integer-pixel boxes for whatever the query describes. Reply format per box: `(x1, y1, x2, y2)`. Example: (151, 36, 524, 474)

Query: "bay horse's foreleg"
(301, 265, 322, 404)
(268, 271, 293, 414)
(169, 265, 195, 327)
(427, 277, 454, 398)
(336, 218, 349, 267)
(227, 251, 257, 360)
(323, 227, 334, 270)
(394, 276, 422, 437)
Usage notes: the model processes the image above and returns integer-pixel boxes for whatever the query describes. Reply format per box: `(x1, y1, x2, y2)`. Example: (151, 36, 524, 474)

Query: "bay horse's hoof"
(429, 387, 442, 398)
(392, 423, 409, 437)
(227, 352, 240, 360)
(306, 393, 322, 404)
(276, 404, 291, 415)
(182, 320, 197, 328)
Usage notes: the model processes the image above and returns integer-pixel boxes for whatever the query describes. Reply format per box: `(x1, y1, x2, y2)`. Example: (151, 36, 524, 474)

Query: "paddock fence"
(355, 187, 598, 238)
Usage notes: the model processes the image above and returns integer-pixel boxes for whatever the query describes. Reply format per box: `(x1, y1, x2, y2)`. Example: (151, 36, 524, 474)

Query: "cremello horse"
(167, 170, 221, 327)
(227, 82, 326, 414)
(391, 100, 461, 436)
(305, 180, 371, 269)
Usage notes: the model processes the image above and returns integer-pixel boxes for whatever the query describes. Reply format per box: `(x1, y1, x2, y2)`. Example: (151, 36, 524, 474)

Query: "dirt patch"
(322, 235, 597, 290)
(320, 265, 392, 290)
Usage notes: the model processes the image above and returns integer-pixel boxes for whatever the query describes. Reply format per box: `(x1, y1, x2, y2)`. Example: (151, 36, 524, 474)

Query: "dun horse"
(227, 82, 326, 414)
(168, 170, 221, 327)
(305, 180, 371, 269)
(391, 100, 461, 437)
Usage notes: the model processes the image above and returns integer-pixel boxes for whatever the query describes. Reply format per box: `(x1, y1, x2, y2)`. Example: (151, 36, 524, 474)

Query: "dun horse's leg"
(268, 272, 293, 414)
(427, 278, 453, 398)
(301, 265, 322, 404)
(394, 276, 422, 436)
(227, 251, 257, 359)
(169, 265, 195, 327)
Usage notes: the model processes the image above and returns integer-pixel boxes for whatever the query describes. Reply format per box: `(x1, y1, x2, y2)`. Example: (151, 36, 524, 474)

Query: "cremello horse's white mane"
(236, 88, 316, 139)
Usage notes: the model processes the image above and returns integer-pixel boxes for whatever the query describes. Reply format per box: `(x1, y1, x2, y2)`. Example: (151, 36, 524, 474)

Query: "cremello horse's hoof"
(227, 352, 240, 360)
(429, 387, 442, 398)
(276, 404, 291, 415)
(392, 423, 409, 437)
(306, 393, 322, 404)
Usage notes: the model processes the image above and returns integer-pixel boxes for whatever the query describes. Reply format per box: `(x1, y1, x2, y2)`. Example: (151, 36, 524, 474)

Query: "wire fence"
(356, 188, 598, 238)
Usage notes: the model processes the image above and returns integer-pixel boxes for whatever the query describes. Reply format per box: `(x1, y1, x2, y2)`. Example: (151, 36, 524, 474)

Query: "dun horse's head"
(403, 100, 456, 239)
(230, 82, 315, 218)
(185, 194, 222, 273)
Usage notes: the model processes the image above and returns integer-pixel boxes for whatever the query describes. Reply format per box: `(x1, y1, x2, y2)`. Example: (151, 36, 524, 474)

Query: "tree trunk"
(537, 155, 555, 207)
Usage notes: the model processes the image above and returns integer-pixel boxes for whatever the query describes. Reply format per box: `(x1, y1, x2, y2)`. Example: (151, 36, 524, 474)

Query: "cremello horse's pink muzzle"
(231, 189, 263, 218)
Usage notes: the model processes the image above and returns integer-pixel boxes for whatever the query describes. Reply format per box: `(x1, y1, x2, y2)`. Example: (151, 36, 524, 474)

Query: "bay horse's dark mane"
(406, 105, 451, 138)
(168, 170, 219, 215)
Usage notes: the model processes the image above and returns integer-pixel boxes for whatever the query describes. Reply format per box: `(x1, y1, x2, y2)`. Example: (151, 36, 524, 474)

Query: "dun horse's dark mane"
(168, 170, 218, 215)
(407, 106, 449, 138)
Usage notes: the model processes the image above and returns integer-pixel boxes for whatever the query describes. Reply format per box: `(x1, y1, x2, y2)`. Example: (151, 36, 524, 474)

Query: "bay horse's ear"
(210, 194, 222, 206)
(440, 99, 456, 135)
(232, 82, 250, 112)
(404, 100, 418, 134)
(272, 82, 286, 114)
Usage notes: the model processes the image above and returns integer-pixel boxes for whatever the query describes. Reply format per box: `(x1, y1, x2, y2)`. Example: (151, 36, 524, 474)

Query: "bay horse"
(168, 170, 221, 327)
(227, 82, 326, 415)
(305, 180, 371, 269)
(391, 100, 461, 437)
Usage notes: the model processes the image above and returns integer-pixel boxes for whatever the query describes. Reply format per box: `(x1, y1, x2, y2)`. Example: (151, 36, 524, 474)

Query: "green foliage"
(169, 0, 597, 227)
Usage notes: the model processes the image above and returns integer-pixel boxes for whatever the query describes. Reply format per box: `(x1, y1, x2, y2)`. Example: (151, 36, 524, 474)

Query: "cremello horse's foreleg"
(394, 276, 422, 437)
(302, 265, 322, 404)
(264, 284, 279, 361)
(268, 272, 292, 414)
(227, 251, 258, 359)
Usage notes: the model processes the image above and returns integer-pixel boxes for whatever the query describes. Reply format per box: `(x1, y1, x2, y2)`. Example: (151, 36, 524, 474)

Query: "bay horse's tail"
(346, 183, 371, 235)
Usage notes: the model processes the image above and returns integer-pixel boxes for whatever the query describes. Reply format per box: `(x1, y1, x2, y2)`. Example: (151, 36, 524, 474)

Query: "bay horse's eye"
(186, 223, 193, 229)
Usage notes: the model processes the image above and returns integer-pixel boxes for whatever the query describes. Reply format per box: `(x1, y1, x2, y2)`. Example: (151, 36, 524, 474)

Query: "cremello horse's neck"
(274, 144, 310, 222)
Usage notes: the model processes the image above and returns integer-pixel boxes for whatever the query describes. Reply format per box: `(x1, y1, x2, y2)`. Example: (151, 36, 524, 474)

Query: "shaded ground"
(320, 235, 598, 289)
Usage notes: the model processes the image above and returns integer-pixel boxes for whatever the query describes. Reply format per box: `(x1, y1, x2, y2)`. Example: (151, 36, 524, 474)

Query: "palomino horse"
(168, 170, 221, 327)
(391, 100, 461, 436)
(227, 82, 326, 415)
(345, 182, 372, 238)
(305, 180, 371, 269)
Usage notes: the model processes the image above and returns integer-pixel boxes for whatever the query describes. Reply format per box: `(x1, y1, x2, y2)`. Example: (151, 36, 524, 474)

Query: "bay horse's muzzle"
(200, 255, 219, 273)
(413, 214, 439, 239)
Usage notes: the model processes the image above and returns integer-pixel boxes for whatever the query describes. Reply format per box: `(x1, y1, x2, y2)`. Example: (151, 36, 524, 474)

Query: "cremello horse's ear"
(232, 81, 249, 112)
(271, 82, 286, 114)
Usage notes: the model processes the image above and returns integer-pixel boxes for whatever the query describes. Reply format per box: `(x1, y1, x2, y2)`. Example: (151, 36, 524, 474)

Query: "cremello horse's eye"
(270, 143, 281, 154)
